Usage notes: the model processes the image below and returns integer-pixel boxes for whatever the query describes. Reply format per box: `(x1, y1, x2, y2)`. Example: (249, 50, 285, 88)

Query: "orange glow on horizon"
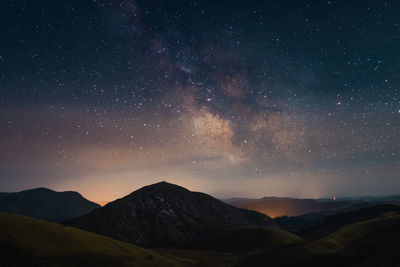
(94, 200, 111, 206)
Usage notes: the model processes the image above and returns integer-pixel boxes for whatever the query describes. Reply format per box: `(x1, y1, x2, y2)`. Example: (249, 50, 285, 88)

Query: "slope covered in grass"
(306, 212, 400, 254)
(236, 212, 400, 267)
(274, 203, 400, 235)
(0, 212, 183, 267)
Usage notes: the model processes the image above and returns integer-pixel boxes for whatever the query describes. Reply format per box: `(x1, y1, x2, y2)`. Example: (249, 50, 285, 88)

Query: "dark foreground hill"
(0, 188, 100, 222)
(192, 227, 302, 252)
(237, 210, 400, 267)
(0, 212, 183, 267)
(1, 208, 399, 267)
(67, 181, 273, 247)
(275, 203, 400, 236)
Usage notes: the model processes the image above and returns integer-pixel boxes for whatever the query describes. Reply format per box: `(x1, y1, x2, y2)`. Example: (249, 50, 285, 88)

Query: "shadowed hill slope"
(275, 203, 400, 237)
(0, 212, 184, 267)
(0, 188, 100, 222)
(237, 210, 400, 267)
(67, 182, 273, 247)
(192, 227, 302, 252)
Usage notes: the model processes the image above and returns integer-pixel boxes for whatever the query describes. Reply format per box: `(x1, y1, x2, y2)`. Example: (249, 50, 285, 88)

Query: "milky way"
(1, 0, 399, 201)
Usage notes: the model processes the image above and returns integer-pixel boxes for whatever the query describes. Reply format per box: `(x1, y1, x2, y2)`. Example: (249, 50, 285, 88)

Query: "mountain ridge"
(0, 187, 100, 223)
(67, 181, 274, 247)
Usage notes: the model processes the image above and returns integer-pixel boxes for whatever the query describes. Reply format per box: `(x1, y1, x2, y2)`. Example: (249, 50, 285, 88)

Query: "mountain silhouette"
(225, 197, 354, 217)
(0, 187, 100, 222)
(66, 181, 273, 247)
(225, 195, 400, 218)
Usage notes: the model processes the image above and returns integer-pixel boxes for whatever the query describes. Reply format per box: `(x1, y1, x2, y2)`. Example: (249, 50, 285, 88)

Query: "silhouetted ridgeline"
(0, 188, 100, 222)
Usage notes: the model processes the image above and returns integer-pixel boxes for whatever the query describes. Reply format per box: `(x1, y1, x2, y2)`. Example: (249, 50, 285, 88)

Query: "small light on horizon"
(333, 196, 336, 201)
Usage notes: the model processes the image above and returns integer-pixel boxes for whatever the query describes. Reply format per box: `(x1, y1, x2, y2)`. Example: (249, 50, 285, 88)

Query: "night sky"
(1, 0, 399, 202)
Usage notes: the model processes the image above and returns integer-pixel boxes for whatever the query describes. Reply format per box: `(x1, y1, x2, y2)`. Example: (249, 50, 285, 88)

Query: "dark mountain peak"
(130, 181, 189, 195)
(17, 187, 87, 201)
(21, 187, 54, 193)
(106, 181, 192, 208)
(0, 188, 100, 222)
(67, 182, 274, 247)
(149, 181, 174, 187)
(19, 187, 80, 196)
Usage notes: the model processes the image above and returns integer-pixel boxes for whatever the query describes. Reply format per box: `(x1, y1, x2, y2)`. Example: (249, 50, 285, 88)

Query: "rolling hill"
(237, 208, 400, 267)
(0, 188, 100, 222)
(0, 212, 184, 267)
(275, 203, 400, 236)
(67, 181, 274, 247)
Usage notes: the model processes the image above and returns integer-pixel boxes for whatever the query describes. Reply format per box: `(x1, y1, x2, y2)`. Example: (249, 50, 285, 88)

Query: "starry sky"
(1, 0, 399, 202)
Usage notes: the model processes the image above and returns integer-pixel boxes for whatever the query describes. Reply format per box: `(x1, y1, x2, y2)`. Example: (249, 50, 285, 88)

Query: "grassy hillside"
(0, 212, 183, 267)
(306, 212, 400, 254)
(275, 203, 400, 237)
(237, 211, 400, 267)
(302, 204, 400, 239)
(2, 209, 398, 267)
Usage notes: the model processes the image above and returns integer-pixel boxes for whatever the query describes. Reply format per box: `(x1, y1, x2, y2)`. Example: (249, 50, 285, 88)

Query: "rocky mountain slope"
(67, 182, 273, 247)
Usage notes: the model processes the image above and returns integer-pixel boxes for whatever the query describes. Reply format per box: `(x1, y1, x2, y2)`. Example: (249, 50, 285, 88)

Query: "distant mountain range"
(224, 197, 351, 217)
(0, 188, 100, 223)
(66, 181, 274, 247)
(332, 195, 400, 203)
(224, 195, 400, 217)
